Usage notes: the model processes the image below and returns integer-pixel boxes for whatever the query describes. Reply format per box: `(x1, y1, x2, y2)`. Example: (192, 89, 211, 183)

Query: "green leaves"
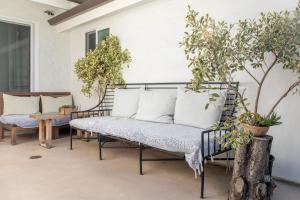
(74, 35, 131, 97)
(183, 2, 300, 149)
(181, 7, 235, 90)
(239, 112, 282, 127)
(182, 4, 300, 93)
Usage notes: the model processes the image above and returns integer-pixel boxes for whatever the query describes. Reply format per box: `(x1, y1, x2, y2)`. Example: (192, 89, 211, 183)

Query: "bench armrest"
(200, 127, 232, 159)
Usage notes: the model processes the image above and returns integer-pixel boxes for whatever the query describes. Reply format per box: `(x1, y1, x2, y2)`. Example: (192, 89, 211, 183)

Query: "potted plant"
(74, 35, 131, 100)
(59, 105, 75, 115)
(182, 4, 300, 139)
(182, 2, 300, 199)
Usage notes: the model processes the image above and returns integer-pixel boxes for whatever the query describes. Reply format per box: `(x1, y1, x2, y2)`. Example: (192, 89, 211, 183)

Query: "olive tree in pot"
(182, 3, 300, 200)
(74, 35, 131, 101)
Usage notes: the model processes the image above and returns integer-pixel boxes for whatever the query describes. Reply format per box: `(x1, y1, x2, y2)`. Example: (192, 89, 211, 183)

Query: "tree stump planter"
(229, 135, 276, 200)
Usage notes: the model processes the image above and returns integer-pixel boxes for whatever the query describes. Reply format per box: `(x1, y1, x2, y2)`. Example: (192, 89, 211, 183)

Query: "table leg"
(39, 121, 45, 145)
(45, 119, 52, 148)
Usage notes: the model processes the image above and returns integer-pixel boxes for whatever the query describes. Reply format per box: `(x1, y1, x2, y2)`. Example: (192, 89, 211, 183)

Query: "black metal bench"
(69, 82, 239, 199)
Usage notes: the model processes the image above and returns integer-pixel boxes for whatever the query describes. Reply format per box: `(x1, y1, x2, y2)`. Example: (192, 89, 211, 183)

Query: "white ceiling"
(30, 0, 78, 10)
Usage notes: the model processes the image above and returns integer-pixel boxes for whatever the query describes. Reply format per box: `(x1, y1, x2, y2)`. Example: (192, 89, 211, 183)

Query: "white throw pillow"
(111, 88, 141, 117)
(135, 90, 177, 123)
(174, 88, 226, 129)
(41, 95, 72, 113)
(3, 94, 40, 115)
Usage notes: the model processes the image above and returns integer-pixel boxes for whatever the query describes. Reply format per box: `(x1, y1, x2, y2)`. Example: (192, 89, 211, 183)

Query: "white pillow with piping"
(111, 88, 141, 117)
(3, 94, 40, 115)
(41, 95, 72, 113)
(174, 88, 226, 128)
(135, 90, 177, 123)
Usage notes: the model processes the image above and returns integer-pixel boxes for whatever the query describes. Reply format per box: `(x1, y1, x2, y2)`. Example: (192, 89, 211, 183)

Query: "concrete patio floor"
(0, 132, 299, 200)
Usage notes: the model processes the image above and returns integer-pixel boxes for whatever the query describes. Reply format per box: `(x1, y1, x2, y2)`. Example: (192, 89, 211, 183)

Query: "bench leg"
(84, 131, 90, 142)
(98, 134, 102, 160)
(10, 127, 17, 145)
(52, 127, 59, 139)
(200, 161, 205, 199)
(139, 143, 144, 175)
(70, 127, 73, 150)
(0, 125, 3, 141)
(77, 130, 82, 138)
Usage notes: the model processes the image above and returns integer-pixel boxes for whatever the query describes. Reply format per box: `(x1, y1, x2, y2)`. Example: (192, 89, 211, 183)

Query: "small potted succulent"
(59, 105, 75, 115)
(239, 112, 281, 137)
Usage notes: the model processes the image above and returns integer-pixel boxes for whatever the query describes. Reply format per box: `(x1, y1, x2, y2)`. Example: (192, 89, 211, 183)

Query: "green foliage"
(182, 8, 236, 89)
(222, 128, 253, 150)
(182, 2, 300, 148)
(182, 6, 300, 92)
(75, 35, 131, 98)
(239, 112, 282, 127)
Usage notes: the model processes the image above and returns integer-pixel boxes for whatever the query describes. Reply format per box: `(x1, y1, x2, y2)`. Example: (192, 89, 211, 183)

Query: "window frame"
(0, 17, 35, 92)
(85, 27, 110, 54)
(85, 30, 96, 54)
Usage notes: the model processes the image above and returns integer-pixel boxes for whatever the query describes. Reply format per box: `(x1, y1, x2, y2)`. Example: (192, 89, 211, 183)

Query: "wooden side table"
(30, 113, 67, 148)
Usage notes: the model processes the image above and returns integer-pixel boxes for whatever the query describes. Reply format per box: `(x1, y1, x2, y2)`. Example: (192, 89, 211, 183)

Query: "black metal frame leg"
(200, 161, 205, 198)
(70, 127, 73, 150)
(98, 134, 103, 160)
(139, 143, 143, 175)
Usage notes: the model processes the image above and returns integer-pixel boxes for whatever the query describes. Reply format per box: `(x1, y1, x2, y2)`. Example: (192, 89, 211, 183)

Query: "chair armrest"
(70, 109, 112, 120)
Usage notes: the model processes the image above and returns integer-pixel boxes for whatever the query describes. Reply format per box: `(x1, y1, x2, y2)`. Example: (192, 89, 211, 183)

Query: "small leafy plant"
(75, 35, 131, 100)
(239, 112, 282, 127)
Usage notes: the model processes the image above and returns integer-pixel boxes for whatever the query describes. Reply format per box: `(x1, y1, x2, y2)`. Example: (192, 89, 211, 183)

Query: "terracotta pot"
(59, 107, 74, 115)
(240, 123, 270, 137)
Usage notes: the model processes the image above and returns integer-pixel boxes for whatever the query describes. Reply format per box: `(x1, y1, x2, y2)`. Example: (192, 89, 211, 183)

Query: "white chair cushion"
(41, 95, 72, 113)
(135, 90, 177, 123)
(174, 88, 226, 128)
(3, 94, 40, 115)
(111, 88, 141, 117)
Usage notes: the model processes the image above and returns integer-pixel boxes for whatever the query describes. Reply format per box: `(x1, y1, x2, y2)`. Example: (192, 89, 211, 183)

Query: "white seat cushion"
(3, 94, 40, 115)
(135, 90, 177, 123)
(0, 114, 38, 128)
(41, 95, 72, 113)
(70, 116, 118, 132)
(69, 116, 223, 172)
(174, 88, 226, 128)
(111, 88, 141, 117)
(0, 114, 70, 128)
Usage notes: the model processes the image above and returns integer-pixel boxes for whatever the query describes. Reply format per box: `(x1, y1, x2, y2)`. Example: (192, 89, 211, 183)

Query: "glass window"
(0, 21, 31, 92)
(97, 28, 110, 44)
(85, 31, 96, 53)
(85, 28, 110, 54)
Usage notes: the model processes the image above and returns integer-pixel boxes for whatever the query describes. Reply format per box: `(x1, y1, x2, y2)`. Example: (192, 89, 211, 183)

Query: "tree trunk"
(229, 135, 276, 200)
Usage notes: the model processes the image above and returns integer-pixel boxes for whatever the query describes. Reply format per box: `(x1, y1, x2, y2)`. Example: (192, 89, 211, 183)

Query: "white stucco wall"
(0, 0, 70, 92)
(68, 0, 300, 183)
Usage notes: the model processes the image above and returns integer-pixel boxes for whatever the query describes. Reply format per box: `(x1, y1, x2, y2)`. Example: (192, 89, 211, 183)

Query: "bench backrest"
(0, 92, 71, 115)
(98, 82, 239, 124)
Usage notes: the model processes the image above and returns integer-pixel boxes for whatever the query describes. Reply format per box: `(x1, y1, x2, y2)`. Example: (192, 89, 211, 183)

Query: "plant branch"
(266, 80, 300, 118)
(244, 67, 260, 84)
(231, 54, 260, 85)
(254, 54, 278, 114)
(237, 90, 249, 113)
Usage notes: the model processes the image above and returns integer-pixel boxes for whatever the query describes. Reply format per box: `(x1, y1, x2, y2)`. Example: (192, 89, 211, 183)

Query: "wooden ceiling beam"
(67, 0, 86, 4)
(48, 0, 112, 25)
